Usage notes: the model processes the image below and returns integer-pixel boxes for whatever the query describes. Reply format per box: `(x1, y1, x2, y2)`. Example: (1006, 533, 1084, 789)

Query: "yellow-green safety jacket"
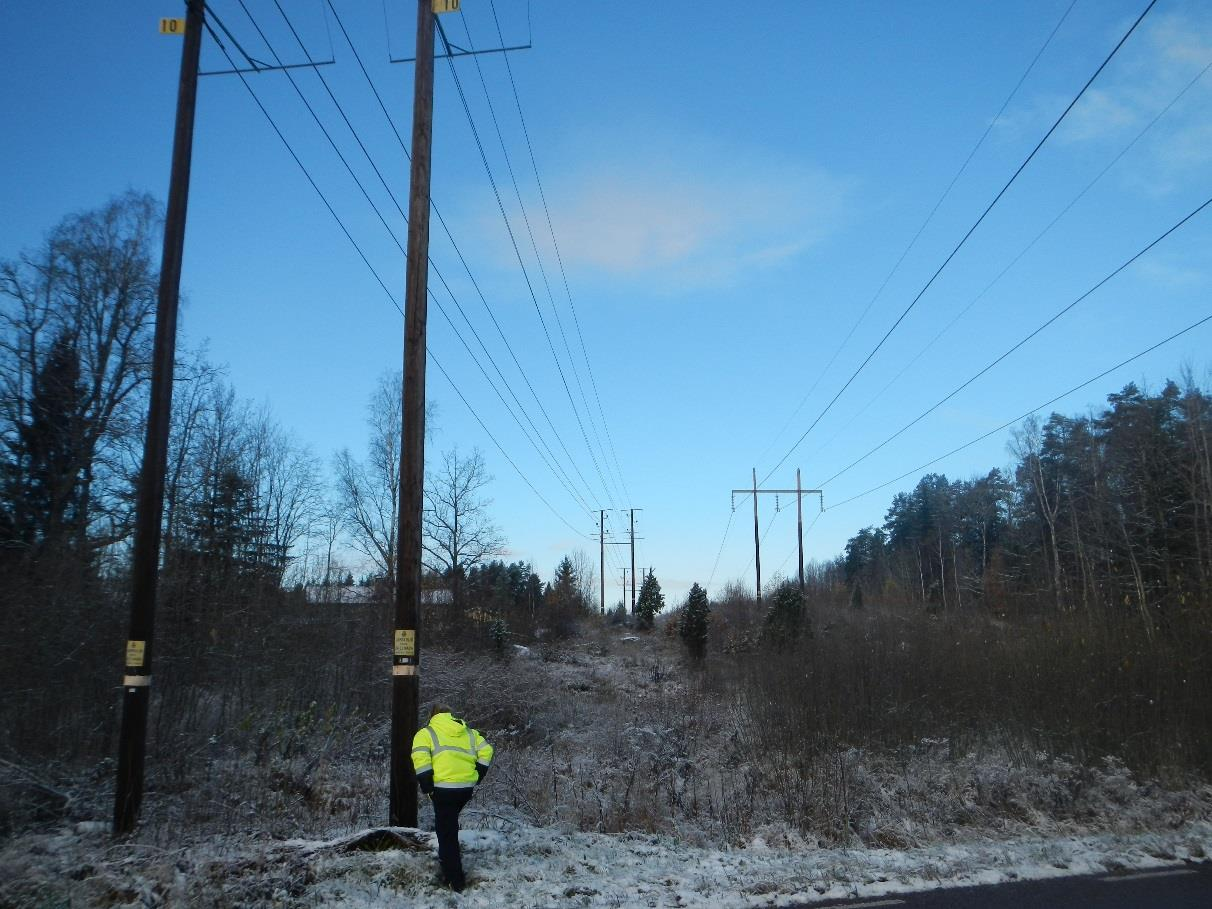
(411, 712, 494, 792)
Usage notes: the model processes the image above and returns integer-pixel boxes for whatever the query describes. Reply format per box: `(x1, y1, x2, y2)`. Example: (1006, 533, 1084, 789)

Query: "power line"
(761, 0, 1159, 484)
(436, 18, 621, 512)
(322, 0, 610, 517)
(802, 55, 1212, 467)
(755, 0, 1079, 468)
(774, 510, 823, 578)
(428, 352, 592, 541)
(266, 0, 600, 519)
(738, 507, 783, 584)
(816, 193, 1212, 489)
(472, 1, 633, 507)
(201, 10, 589, 541)
(490, 0, 632, 507)
(250, 0, 609, 520)
(706, 502, 741, 592)
(828, 311, 1212, 511)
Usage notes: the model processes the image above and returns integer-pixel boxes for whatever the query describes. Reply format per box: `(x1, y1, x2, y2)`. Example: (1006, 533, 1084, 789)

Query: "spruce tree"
(635, 571, 665, 630)
(678, 582, 710, 660)
(763, 582, 804, 649)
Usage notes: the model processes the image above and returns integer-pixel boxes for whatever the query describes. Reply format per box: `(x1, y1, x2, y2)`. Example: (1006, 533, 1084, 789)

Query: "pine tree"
(678, 582, 710, 660)
(635, 571, 665, 630)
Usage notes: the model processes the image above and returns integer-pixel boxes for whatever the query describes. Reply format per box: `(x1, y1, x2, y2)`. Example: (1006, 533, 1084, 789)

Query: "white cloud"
(993, 10, 1212, 167)
(450, 126, 853, 293)
(541, 156, 851, 288)
(1151, 11, 1212, 67)
(1135, 252, 1210, 289)
(1061, 87, 1139, 143)
(1065, 11, 1212, 150)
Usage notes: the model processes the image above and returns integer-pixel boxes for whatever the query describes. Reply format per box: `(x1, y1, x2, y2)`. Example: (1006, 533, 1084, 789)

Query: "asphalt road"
(792, 862, 1212, 909)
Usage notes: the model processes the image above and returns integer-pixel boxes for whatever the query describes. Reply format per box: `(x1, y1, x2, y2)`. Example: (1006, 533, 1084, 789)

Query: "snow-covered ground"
(4, 628, 1211, 906)
(2, 817, 1209, 907)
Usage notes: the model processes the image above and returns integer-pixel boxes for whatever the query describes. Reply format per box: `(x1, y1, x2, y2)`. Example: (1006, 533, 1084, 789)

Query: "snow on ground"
(1, 817, 1209, 907)
(5, 628, 1212, 906)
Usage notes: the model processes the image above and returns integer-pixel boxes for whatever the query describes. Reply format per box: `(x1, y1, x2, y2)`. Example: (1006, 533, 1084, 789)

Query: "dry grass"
(3, 592, 1210, 849)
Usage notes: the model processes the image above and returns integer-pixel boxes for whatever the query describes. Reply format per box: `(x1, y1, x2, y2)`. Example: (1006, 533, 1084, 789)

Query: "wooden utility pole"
(629, 508, 637, 614)
(599, 510, 605, 615)
(390, 0, 436, 829)
(113, 0, 204, 836)
(732, 470, 823, 605)
(796, 468, 805, 595)
(751, 469, 762, 603)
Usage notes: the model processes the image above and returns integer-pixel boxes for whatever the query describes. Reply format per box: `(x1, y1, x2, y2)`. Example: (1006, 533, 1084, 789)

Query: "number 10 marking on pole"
(159, 18, 186, 34)
(433, 0, 460, 13)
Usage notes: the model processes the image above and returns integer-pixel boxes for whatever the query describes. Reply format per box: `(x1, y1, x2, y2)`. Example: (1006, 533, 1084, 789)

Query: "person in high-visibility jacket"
(411, 703, 494, 892)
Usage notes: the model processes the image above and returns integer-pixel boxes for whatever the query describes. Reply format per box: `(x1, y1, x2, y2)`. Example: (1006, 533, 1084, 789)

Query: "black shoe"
(449, 874, 466, 893)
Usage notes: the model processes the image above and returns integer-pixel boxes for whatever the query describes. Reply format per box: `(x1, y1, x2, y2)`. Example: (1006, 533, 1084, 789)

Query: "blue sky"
(2, 1, 1211, 606)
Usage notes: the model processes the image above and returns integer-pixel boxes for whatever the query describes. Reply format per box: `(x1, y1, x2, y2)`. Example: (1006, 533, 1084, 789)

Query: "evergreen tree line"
(836, 378, 1212, 629)
(687, 382, 1212, 778)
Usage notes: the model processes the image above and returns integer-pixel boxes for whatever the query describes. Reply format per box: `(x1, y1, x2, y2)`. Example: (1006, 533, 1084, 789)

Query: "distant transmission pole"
(731, 469, 822, 603)
(601, 511, 640, 614)
(599, 510, 605, 614)
(630, 508, 639, 614)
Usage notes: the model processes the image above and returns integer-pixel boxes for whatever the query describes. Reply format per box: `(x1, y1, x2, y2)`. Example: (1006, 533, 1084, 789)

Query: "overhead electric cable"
(816, 194, 1212, 489)
(762, 0, 1159, 484)
(460, 8, 629, 509)
(706, 501, 742, 591)
(756, 0, 1080, 467)
(428, 353, 593, 541)
(267, 0, 599, 517)
(803, 56, 1212, 469)
(487, 0, 633, 506)
(201, 11, 590, 540)
(774, 510, 823, 578)
(436, 18, 620, 512)
(200, 11, 396, 303)
(321, 0, 608, 516)
(828, 311, 1212, 510)
(738, 508, 782, 584)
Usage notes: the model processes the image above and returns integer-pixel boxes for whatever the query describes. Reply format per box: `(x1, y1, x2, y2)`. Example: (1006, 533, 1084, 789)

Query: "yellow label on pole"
(394, 630, 416, 657)
(433, 0, 460, 14)
(126, 640, 146, 668)
(159, 18, 186, 35)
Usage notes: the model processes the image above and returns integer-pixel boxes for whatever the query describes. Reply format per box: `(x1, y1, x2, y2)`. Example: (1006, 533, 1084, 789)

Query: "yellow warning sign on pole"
(394, 629, 417, 657)
(159, 17, 186, 35)
(126, 640, 147, 668)
(433, 0, 460, 14)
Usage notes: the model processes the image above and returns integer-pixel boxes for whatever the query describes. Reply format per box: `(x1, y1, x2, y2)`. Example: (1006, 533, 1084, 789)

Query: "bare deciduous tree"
(422, 447, 504, 580)
(0, 192, 161, 553)
(332, 371, 437, 589)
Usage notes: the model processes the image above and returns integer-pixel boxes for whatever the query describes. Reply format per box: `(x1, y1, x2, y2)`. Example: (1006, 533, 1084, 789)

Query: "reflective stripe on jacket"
(411, 712, 494, 789)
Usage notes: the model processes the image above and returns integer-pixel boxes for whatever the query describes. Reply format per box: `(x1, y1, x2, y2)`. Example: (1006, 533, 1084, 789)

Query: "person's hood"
(430, 712, 468, 736)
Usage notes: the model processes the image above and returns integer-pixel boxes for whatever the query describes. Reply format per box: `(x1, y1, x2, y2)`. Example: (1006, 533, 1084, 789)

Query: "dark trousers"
(431, 788, 474, 883)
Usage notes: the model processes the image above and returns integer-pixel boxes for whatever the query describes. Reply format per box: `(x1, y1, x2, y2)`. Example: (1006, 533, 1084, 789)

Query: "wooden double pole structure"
(732, 469, 823, 602)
